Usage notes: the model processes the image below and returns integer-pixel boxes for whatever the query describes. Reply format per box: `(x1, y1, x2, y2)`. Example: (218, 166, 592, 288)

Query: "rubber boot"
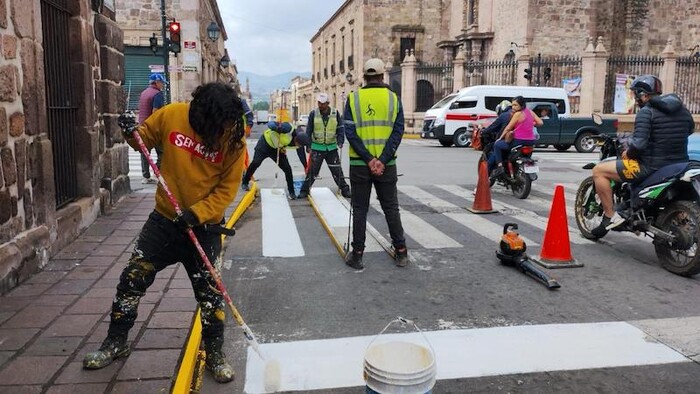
(205, 338, 234, 383)
(83, 335, 130, 369)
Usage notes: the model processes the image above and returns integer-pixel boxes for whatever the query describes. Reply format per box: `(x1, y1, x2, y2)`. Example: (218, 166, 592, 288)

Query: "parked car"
(296, 114, 309, 128)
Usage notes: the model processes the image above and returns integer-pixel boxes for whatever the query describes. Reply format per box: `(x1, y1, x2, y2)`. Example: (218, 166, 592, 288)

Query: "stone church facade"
(0, 1, 127, 294)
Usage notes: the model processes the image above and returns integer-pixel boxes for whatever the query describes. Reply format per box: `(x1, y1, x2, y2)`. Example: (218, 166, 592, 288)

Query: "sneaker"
(141, 177, 157, 184)
(83, 336, 130, 369)
(205, 350, 235, 383)
(340, 187, 351, 198)
(297, 190, 309, 199)
(590, 215, 612, 238)
(241, 183, 250, 192)
(395, 247, 409, 267)
(605, 212, 626, 230)
(345, 250, 364, 270)
(287, 192, 297, 200)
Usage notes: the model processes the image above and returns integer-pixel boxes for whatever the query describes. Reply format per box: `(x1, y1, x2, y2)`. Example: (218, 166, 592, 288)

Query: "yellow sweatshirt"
(126, 103, 246, 224)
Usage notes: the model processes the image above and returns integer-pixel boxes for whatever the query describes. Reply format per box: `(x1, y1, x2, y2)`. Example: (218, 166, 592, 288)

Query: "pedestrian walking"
(83, 82, 247, 384)
(137, 73, 166, 184)
(241, 121, 303, 199)
(297, 92, 351, 198)
(343, 58, 408, 270)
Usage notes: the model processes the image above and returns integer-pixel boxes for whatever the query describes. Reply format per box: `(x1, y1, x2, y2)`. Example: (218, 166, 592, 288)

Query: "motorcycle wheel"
(510, 167, 531, 199)
(574, 176, 607, 239)
(654, 200, 700, 277)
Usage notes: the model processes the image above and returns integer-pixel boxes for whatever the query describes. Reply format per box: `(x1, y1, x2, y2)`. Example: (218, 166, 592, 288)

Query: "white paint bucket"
(364, 341, 436, 393)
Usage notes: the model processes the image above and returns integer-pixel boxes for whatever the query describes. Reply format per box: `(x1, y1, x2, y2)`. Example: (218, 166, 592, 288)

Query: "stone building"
(116, 0, 236, 105)
(0, 1, 127, 294)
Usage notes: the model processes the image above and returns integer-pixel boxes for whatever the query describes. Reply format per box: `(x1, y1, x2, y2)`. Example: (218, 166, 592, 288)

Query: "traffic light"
(524, 68, 533, 81)
(543, 67, 552, 82)
(149, 33, 158, 55)
(169, 20, 181, 54)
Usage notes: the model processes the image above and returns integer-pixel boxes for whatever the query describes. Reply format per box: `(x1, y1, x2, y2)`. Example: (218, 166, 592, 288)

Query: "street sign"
(184, 41, 196, 50)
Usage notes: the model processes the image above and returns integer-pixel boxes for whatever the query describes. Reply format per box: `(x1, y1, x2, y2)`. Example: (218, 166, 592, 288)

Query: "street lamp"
(207, 22, 220, 42)
(219, 54, 230, 68)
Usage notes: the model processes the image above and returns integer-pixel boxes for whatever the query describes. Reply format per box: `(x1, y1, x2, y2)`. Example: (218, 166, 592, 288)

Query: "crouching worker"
(241, 121, 303, 199)
(83, 82, 246, 384)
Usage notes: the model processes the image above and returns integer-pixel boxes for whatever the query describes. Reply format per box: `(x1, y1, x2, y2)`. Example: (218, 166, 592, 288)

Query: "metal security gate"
(603, 55, 663, 113)
(41, 0, 77, 208)
(415, 62, 453, 112)
(674, 56, 700, 114)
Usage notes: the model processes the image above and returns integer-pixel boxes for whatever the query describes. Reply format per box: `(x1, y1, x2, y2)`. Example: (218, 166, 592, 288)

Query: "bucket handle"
(366, 316, 436, 357)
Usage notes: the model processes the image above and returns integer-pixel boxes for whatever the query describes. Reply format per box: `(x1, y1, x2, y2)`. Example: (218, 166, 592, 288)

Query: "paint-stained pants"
(242, 144, 295, 195)
(349, 165, 405, 251)
(300, 149, 349, 193)
(107, 211, 225, 348)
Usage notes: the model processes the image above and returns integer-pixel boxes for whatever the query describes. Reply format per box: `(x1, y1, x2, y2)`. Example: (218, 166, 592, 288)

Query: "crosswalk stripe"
(244, 320, 688, 392)
(261, 189, 305, 257)
(436, 184, 592, 245)
(310, 188, 384, 253)
(398, 185, 463, 212)
(368, 190, 461, 249)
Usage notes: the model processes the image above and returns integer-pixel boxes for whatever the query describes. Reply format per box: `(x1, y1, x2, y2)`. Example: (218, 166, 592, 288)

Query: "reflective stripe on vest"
(312, 108, 338, 145)
(348, 88, 398, 162)
(263, 128, 292, 149)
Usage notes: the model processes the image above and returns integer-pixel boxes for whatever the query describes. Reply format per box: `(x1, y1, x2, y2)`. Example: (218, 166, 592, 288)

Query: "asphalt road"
(200, 125, 700, 393)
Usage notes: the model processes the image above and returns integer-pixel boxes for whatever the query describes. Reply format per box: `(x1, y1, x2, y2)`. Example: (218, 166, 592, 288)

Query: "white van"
(420, 85, 571, 147)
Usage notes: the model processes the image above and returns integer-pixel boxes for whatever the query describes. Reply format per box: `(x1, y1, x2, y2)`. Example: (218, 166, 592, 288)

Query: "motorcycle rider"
(590, 74, 694, 237)
(490, 96, 543, 180)
(483, 100, 514, 173)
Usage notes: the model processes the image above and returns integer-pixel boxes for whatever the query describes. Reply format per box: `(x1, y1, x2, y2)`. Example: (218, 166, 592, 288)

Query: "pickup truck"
(528, 102, 618, 152)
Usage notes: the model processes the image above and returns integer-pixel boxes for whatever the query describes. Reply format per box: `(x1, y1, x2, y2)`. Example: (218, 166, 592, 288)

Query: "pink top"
(513, 108, 536, 141)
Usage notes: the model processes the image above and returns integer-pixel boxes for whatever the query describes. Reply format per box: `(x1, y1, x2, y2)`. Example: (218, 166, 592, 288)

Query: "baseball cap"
(316, 92, 329, 103)
(363, 58, 385, 76)
(149, 73, 167, 84)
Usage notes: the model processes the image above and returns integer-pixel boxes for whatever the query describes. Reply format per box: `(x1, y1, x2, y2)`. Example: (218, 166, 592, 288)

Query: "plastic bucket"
(364, 341, 436, 394)
(293, 174, 305, 195)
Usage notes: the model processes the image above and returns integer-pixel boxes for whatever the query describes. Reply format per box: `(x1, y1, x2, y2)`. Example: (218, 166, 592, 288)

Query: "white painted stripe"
(444, 212, 539, 246)
(310, 188, 383, 253)
(436, 184, 592, 245)
(244, 321, 688, 393)
(368, 190, 461, 249)
(261, 188, 304, 257)
(398, 185, 461, 212)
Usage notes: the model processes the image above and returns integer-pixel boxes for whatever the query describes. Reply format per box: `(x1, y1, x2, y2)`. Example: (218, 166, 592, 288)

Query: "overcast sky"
(219, 1, 346, 76)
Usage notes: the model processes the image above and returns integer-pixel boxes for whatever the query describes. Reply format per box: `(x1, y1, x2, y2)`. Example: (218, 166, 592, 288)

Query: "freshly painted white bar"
(244, 321, 688, 393)
(261, 188, 304, 257)
(398, 185, 462, 213)
(312, 188, 384, 253)
(436, 184, 592, 245)
(444, 212, 539, 246)
(368, 190, 462, 249)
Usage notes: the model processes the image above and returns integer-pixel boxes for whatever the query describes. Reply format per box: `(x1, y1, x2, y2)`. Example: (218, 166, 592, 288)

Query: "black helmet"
(496, 100, 511, 115)
(630, 75, 662, 95)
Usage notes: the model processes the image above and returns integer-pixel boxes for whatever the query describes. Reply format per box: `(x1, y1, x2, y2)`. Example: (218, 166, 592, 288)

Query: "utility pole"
(160, 0, 171, 103)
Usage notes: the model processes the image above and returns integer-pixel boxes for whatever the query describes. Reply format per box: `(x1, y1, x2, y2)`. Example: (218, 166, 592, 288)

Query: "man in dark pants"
(297, 92, 351, 198)
(83, 83, 246, 383)
(343, 58, 408, 270)
(137, 73, 166, 184)
(241, 121, 301, 199)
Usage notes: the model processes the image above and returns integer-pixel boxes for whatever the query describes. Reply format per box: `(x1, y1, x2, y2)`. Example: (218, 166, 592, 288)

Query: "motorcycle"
(479, 136, 539, 199)
(574, 132, 700, 277)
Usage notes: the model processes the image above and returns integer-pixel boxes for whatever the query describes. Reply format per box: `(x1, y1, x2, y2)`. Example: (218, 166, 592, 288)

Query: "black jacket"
(628, 94, 694, 169)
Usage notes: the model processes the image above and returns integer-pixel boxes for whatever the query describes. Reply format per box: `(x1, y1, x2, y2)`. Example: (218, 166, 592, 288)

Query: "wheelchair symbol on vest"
(365, 104, 376, 117)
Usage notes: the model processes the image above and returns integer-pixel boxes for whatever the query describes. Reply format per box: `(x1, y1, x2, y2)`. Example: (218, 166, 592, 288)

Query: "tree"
(253, 101, 269, 111)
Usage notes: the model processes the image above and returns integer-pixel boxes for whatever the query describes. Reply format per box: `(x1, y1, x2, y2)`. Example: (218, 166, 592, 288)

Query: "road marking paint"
(244, 321, 688, 393)
(261, 188, 304, 257)
(310, 188, 383, 253)
(368, 190, 461, 249)
(436, 184, 592, 245)
(399, 185, 462, 212)
(444, 211, 539, 246)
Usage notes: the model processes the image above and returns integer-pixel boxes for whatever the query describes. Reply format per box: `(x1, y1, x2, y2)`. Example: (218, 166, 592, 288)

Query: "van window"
(485, 96, 512, 111)
(430, 94, 458, 109)
(451, 100, 477, 109)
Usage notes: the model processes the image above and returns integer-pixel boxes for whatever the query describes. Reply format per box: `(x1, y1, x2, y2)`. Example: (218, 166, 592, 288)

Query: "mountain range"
(238, 71, 311, 104)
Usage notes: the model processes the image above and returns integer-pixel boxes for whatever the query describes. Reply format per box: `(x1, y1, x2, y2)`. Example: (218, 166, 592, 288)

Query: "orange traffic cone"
(532, 184, 583, 269)
(467, 160, 497, 214)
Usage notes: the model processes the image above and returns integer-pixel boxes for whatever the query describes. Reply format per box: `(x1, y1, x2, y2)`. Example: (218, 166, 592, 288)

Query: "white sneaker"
(141, 178, 157, 185)
(605, 212, 626, 230)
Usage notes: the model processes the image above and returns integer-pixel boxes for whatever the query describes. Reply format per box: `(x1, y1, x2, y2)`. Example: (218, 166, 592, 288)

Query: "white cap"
(316, 92, 329, 103)
(363, 58, 385, 76)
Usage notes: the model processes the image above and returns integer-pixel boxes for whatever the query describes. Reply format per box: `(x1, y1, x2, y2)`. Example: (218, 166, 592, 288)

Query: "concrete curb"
(172, 182, 259, 393)
(307, 193, 346, 257)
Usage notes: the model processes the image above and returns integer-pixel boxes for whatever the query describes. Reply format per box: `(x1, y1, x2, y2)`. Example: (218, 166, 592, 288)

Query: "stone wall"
(0, 1, 126, 295)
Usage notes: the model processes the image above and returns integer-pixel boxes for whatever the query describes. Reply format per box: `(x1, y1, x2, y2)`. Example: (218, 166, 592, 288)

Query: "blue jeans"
(488, 139, 534, 172)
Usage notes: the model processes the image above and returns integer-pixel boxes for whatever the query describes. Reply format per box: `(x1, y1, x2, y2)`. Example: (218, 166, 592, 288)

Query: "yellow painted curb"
(402, 133, 421, 139)
(172, 182, 259, 393)
(307, 193, 346, 257)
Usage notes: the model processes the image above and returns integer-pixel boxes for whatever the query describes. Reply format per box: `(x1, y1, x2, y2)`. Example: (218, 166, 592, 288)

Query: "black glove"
(173, 210, 199, 232)
(118, 111, 137, 138)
